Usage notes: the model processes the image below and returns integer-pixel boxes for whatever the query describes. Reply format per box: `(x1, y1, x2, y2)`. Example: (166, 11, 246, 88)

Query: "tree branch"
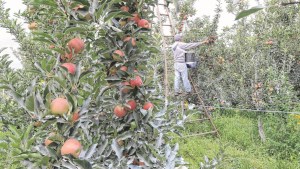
(281, 2, 300, 6)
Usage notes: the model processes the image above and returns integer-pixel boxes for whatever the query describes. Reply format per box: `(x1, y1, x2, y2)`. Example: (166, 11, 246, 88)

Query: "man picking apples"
(171, 34, 211, 96)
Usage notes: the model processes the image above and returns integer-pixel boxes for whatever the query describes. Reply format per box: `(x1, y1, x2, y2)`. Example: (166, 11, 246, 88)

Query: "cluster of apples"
(111, 4, 153, 119)
(45, 37, 85, 158)
(119, 5, 151, 29)
(46, 96, 82, 158)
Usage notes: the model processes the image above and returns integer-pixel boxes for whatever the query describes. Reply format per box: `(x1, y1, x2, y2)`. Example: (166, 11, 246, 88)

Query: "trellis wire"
(193, 105, 300, 115)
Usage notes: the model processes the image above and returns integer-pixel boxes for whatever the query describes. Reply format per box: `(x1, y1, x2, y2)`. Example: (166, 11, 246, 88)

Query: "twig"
(281, 2, 300, 6)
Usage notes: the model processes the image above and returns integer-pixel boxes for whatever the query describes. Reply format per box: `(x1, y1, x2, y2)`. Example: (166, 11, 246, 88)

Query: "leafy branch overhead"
(235, 2, 300, 20)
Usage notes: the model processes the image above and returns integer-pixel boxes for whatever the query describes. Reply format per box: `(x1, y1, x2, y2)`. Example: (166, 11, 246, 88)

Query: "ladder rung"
(158, 3, 167, 6)
(160, 13, 169, 16)
(162, 24, 172, 26)
(182, 131, 217, 137)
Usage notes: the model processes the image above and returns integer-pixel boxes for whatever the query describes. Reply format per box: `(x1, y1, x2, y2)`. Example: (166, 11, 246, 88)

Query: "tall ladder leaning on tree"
(155, 0, 220, 138)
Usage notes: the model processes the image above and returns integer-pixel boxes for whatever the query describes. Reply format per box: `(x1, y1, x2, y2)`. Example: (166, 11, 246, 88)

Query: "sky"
(0, 0, 260, 69)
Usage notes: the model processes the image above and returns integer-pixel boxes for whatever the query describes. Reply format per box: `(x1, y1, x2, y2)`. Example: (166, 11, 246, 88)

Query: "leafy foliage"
(0, 0, 185, 168)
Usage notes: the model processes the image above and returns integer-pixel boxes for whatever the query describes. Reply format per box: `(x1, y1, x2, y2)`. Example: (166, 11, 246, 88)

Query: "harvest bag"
(185, 52, 197, 68)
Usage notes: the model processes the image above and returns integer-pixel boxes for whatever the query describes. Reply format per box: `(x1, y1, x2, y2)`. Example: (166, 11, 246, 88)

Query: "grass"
(170, 112, 300, 169)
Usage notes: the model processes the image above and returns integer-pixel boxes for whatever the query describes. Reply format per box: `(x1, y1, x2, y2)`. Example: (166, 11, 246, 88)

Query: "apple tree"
(0, 0, 185, 168)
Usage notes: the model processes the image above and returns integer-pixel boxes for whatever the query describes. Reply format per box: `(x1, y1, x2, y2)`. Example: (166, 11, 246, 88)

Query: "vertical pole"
(156, 3, 169, 105)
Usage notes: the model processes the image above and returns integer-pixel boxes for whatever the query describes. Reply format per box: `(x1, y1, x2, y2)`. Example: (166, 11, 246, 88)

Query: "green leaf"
(32, 32, 53, 40)
(64, 27, 87, 34)
(25, 95, 35, 112)
(74, 159, 92, 169)
(235, 6, 264, 20)
(84, 144, 97, 159)
(111, 139, 123, 159)
(32, 37, 53, 44)
(22, 124, 33, 146)
(96, 0, 108, 20)
(32, 0, 57, 7)
(53, 76, 67, 88)
(104, 11, 132, 22)
(8, 125, 21, 139)
(116, 131, 133, 140)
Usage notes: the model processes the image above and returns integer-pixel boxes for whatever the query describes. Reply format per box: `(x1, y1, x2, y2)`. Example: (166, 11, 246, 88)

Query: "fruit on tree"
(121, 81, 131, 94)
(120, 66, 128, 72)
(61, 63, 76, 75)
(117, 139, 125, 146)
(138, 19, 150, 29)
(62, 52, 73, 60)
(143, 102, 153, 110)
(128, 13, 140, 24)
(68, 38, 84, 54)
(114, 105, 127, 118)
(50, 98, 69, 115)
(265, 40, 273, 45)
(127, 100, 137, 110)
(44, 139, 53, 146)
(123, 36, 137, 46)
(49, 44, 55, 49)
(72, 4, 85, 11)
(130, 76, 143, 87)
(61, 138, 82, 158)
(113, 50, 125, 60)
(113, 50, 125, 57)
(28, 22, 38, 30)
(119, 20, 127, 27)
(33, 121, 42, 127)
(72, 111, 80, 122)
(120, 6, 129, 12)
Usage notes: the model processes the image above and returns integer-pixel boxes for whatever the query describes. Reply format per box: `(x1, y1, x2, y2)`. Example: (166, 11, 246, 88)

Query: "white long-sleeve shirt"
(171, 42, 201, 63)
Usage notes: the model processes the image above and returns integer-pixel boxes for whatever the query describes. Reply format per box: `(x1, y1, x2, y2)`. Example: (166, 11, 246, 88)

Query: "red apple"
(121, 81, 131, 94)
(44, 139, 53, 146)
(61, 63, 76, 75)
(28, 22, 38, 30)
(127, 100, 137, 110)
(120, 6, 129, 12)
(68, 38, 84, 54)
(123, 37, 136, 46)
(130, 76, 143, 87)
(113, 50, 125, 57)
(138, 19, 150, 29)
(72, 111, 80, 122)
(128, 13, 141, 24)
(143, 102, 153, 110)
(61, 138, 82, 158)
(50, 98, 69, 116)
(114, 105, 127, 118)
(120, 66, 128, 72)
(113, 50, 125, 60)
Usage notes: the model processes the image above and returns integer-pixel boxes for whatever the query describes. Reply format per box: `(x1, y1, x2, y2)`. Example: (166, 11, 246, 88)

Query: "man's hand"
(202, 36, 217, 45)
(202, 39, 210, 44)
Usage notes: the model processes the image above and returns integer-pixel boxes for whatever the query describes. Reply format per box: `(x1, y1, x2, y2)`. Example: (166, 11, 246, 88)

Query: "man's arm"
(178, 39, 209, 50)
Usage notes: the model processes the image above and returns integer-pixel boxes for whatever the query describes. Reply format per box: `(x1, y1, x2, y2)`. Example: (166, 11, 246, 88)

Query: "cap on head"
(174, 34, 182, 41)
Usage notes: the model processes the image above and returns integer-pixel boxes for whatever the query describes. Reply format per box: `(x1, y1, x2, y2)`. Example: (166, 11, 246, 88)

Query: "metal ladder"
(156, 0, 219, 138)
